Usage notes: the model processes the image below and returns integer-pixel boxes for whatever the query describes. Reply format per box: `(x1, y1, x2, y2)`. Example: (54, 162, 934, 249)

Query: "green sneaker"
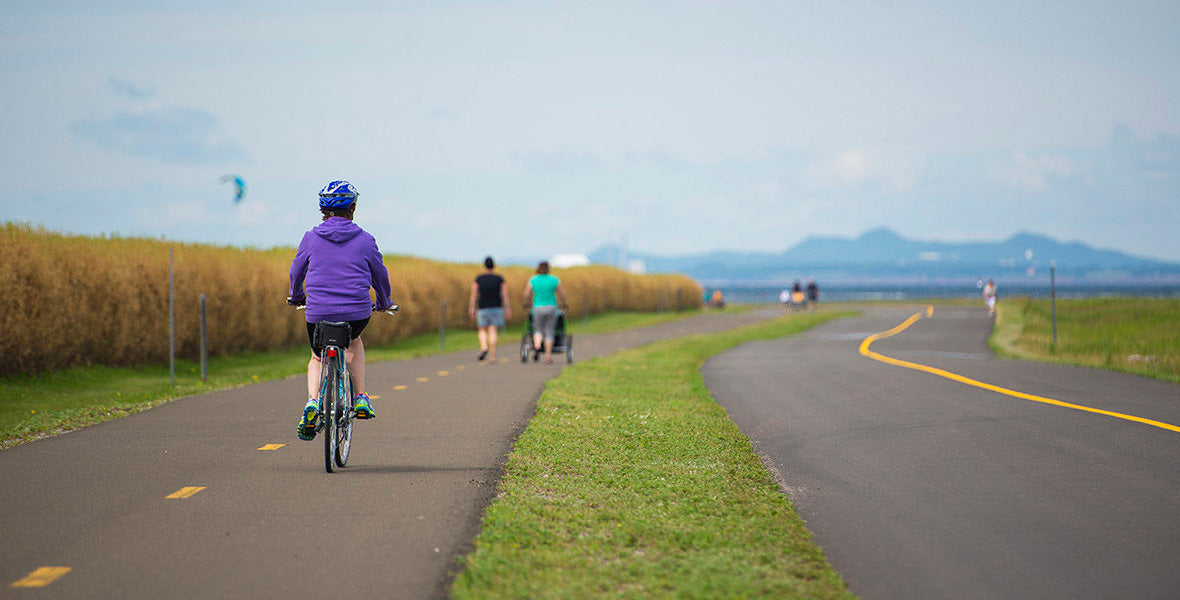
(297, 399, 319, 440)
(354, 393, 376, 419)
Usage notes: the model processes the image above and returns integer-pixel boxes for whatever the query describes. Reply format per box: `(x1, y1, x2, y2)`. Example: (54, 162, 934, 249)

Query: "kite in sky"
(220, 174, 246, 204)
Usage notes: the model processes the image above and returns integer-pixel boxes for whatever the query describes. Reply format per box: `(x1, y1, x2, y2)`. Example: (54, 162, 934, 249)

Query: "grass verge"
(0, 310, 702, 449)
(990, 296, 1180, 383)
(451, 309, 857, 600)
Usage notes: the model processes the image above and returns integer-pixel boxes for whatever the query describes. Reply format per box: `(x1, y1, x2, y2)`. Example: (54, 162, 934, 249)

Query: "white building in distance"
(550, 253, 591, 268)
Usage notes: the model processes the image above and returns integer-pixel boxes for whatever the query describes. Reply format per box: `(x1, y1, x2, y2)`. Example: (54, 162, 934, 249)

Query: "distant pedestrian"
(983, 279, 997, 317)
(778, 288, 791, 311)
(469, 256, 511, 363)
(524, 261, 568, 364)
(791, 280, 805, 309)
(806, 277, 819, 310)
(710, 289, 726, 309)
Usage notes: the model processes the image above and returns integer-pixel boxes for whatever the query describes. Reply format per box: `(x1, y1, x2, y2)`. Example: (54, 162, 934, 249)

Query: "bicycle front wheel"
(335, 367, 353, 468)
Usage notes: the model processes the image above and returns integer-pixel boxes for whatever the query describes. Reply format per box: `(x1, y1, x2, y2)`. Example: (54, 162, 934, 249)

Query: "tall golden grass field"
(0, 223, 702, 376)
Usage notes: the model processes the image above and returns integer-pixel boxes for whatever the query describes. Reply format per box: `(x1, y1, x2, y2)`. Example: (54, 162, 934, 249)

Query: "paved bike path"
(703, 306, 1180, 600)
(0, 310, 773, 599)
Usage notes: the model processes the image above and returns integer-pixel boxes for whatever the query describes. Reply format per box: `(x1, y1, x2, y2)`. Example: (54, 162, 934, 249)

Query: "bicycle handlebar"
(287, 297, 398, 316)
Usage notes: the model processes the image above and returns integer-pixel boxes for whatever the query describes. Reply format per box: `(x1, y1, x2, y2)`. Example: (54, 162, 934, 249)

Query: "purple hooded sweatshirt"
(288, 217, 393, 322)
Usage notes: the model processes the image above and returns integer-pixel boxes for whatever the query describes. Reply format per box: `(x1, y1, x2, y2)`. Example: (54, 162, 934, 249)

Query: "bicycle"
(294, 303, 397, 473)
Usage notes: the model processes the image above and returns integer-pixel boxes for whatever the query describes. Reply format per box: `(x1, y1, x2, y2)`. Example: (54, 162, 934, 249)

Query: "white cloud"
(803, 148, 924, 193)
(832, 151, 870, 183)
(989, 151, 1075, 192)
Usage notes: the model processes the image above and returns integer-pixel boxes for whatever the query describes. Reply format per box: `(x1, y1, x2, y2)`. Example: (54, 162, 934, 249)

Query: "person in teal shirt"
(524, 261, 568, 364)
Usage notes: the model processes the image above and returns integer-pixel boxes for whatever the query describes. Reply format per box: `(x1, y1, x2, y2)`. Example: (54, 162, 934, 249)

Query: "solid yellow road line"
(10, 567, 71, 588)
(860, 312, 1180, 434)
(166, 486, 206, 499)
(416, 377, 429, 383)
(394, 385, 408, 391)
(257, 444, 286, 451)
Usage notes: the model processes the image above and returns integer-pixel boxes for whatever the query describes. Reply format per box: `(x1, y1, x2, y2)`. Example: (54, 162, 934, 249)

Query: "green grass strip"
(452, 310, 857, 600)
(990, 297, 1180, 383)
(0, 310, 703, 449)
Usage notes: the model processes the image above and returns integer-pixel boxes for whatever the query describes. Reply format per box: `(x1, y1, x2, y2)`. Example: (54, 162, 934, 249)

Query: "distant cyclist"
(524, 261, 567, 364)
(288, 180, 393, 441)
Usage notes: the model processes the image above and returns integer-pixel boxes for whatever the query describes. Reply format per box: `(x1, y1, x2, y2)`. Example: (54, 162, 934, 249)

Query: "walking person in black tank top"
(468, 256, 512, 362)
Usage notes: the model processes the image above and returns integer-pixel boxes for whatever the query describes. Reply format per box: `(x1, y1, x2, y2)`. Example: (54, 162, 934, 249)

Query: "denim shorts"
(476, 307, 506, 328)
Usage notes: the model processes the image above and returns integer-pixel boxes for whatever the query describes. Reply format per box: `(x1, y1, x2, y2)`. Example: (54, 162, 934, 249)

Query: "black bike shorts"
(306, 318, 370, 356)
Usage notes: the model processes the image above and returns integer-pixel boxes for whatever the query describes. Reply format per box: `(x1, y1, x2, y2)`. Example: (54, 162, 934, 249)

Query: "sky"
(2, 0, 1179, 264)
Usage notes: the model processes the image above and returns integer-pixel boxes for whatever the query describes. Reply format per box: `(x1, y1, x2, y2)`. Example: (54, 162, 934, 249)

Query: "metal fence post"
(199, 294, 208, 382)
(440, 298, 447, 349)
(1050, 261, 1057, 349)
(169, 246, 175, 387)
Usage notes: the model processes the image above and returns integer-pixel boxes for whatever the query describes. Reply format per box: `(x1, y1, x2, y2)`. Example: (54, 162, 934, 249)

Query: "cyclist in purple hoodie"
(288, 180, 393, 441)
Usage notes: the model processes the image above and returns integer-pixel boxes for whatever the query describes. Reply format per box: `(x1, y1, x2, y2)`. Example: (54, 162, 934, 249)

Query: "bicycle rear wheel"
(335, 367, 353, 468)
(323, 361, 338, 473)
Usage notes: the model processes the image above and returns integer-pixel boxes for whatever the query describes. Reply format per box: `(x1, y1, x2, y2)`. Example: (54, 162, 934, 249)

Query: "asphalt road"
(0, 309, 774, 600)
(703, 305, 1180, 600)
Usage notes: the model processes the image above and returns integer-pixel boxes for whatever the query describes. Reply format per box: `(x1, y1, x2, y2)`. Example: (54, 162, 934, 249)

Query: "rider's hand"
(286, 296, 304, 306)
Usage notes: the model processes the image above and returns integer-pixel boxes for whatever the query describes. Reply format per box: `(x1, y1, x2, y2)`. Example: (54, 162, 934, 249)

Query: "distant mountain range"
(587, 228, 1180, 284)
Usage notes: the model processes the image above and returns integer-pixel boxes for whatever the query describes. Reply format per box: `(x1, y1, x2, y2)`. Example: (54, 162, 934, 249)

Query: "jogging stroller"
(520, 310, 573, 364)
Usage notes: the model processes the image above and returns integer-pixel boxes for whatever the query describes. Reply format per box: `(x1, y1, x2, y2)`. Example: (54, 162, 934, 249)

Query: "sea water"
(713, 281, 1180, 304)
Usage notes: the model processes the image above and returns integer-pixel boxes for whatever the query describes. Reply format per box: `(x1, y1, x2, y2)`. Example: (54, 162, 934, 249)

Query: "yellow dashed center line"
(456, 365, 467, 371)
(368, 394, 381, 399)
(10, 567, 71, 588)
(257, 444, 286, 451)
(166, 486, 206, 499)
(416, 377, 429, 383)
(394, 385, 408, 391)
(438, 370, 449, 376)
(860, 311, 1180, 434)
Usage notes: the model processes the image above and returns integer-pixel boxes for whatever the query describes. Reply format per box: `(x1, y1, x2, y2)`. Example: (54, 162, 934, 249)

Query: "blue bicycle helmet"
(318, 180, 359, 210)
